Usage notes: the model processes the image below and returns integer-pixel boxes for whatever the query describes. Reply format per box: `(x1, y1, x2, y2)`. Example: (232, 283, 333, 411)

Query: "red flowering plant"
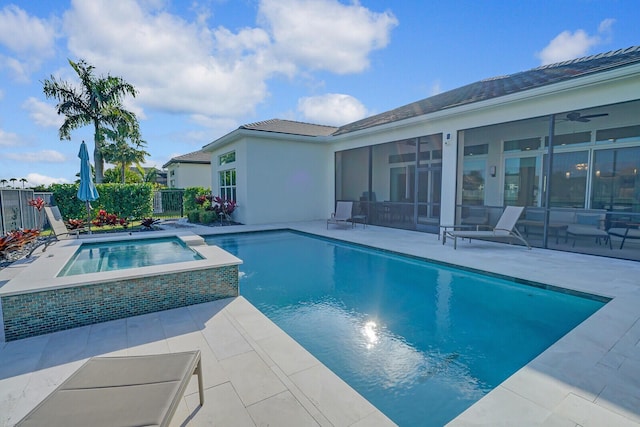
(141, 217, 160, 230)
(92, 210, 129, 229)
(66, 218, 86, 230)
(212, 196, 237, 222)
(28, 197, 46, 230)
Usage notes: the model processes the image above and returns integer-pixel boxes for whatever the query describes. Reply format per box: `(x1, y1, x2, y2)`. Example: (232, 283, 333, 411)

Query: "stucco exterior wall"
(167, 163, 211, 189)
(244, 138, 329, 224)
(208, 135, 330, 225)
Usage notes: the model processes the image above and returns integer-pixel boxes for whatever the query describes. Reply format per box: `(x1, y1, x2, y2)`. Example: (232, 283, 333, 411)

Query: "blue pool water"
(206, 231, 605, 426)
(58, 237, 203, 276)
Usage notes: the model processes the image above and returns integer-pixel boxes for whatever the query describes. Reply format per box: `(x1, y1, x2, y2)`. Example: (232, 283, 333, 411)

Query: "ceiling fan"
(565, 111, 609, 122)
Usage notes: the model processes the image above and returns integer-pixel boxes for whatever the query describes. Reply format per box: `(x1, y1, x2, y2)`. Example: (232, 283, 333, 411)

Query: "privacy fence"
(0, 189, 185, 234)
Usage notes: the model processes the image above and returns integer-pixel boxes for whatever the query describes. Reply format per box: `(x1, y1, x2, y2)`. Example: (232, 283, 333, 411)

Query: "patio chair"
(443, 206, 531, 249)
(327, 201, 354, 229)
(566, 213, 611, 248)
(608, 222, 640, 249)
(15, 350, 204, 427)
(27, 206, 82, 257)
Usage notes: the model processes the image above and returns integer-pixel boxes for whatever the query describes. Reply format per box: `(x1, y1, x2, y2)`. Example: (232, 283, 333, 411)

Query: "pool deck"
(1, 220, 639, 426)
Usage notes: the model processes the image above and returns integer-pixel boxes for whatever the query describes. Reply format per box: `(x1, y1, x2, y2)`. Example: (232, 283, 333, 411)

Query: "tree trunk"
(94, 122, 104, 183)
(121, 163, 126, 184)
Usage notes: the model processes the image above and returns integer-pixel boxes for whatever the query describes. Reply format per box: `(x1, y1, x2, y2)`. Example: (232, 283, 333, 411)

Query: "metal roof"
(334, 45, 640, 135)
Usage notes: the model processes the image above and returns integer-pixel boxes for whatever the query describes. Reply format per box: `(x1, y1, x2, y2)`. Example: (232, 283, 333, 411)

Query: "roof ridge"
(532, 45, 640, 71)
(241, 118, 337, 130)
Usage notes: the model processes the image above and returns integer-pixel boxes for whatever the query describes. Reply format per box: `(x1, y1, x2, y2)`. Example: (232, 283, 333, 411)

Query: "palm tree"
(0, 179, 7, 188)
(140, 166, 158, 184)
(20, 178, 28, 188)
(9, 178, 17, 188)
(101, 121, 149, 184)
(42, 59, 139, 183)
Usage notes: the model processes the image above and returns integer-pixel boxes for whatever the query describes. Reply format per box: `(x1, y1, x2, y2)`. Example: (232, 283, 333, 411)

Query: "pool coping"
(1, 221, 638, 425)
(197, 220, 640, 425)
(0, 230, 241, 297)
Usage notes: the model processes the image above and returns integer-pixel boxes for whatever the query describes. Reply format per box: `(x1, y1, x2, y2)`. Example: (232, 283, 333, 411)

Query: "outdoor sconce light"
(444, 133, 451, 145)
(490, 166, 496, 177)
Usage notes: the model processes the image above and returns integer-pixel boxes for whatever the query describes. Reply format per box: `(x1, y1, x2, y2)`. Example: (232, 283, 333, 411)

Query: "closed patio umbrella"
(77, 140, 99, 234)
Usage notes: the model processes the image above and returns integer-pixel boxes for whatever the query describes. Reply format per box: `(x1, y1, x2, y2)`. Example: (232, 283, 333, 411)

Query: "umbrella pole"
(86, 201, 92, 235)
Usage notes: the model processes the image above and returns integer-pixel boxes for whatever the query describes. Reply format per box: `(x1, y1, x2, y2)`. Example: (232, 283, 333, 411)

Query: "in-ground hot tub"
(58, 236, 204, 276)
(0, 231, 241, 341)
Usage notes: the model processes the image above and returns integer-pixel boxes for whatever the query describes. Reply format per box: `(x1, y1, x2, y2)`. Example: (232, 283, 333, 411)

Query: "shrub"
(199, 210, 217, 224)
(183, 187, 210, 212)
(187, 210, 200, 224)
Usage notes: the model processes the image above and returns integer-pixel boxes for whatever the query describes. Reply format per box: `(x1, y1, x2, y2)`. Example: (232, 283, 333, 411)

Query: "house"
(202, 120, 337, 224)
(162, 150, 211, 189)
(202, 46, 640, 251)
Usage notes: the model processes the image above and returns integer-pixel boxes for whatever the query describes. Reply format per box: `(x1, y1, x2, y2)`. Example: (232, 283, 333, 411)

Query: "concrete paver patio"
(1, 220, 639, 426)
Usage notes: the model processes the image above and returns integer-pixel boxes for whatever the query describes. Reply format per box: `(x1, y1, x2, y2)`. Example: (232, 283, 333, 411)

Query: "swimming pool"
(206, 231, 606, 426)
(58, 236, 203, 276)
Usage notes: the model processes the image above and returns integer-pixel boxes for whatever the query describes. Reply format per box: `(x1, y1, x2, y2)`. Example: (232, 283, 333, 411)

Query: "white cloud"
(259, 0, 398, 74)
(5, 150, 67, 163)
(0, 129, 21, 147)
(298, 93, 368, 126)
(60, 0, 396, 121)
(22, 97, 65, 128)
(0, 5, 58, 80)
(598, 18, 615, 35)
(430, 80, 443, 96)
(537, 19, 616, 65)
(26, 172, 71, 186)
(63, 0, 276, 118)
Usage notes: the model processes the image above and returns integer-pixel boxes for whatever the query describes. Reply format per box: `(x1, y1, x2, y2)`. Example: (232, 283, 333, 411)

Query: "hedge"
(183, 187, 211, 212)
(50, 183, 154, 221)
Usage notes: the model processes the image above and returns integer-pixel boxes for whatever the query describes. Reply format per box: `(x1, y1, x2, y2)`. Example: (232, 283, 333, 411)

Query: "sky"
(0, 0, 638, 187)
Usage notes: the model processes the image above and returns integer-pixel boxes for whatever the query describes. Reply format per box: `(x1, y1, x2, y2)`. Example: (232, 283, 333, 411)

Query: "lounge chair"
(443, 206, 531, 249)
(566, 213, 611, 248)
(27, 206, 82, 257)
(15, 351, 204, 427)
(608, 223, 640, 249)
(327, 201, 354, 228)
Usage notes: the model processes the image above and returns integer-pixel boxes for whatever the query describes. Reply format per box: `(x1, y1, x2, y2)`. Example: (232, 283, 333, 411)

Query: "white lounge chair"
(46, 206, 83, 238)
(443, 206, 531, 249)
(327, 201, 353, 229)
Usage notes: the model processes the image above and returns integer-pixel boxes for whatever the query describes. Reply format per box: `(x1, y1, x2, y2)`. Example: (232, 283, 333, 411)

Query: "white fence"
(0, 189, 37, 235)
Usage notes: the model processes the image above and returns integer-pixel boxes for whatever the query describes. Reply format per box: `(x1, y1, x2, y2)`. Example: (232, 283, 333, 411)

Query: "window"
(219, 151, 236, 166)
(504, 137, 541, 152)
(504, 156, 540, 206)
(591, 146, 640, 212)
(462, 159, 486, 205)
(546, 151, 589, 208)
(596, 125, 640, 143)
(544, 131, 591, 147)
(219, 169, 236, 201)
(464, 144, 489, 156)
